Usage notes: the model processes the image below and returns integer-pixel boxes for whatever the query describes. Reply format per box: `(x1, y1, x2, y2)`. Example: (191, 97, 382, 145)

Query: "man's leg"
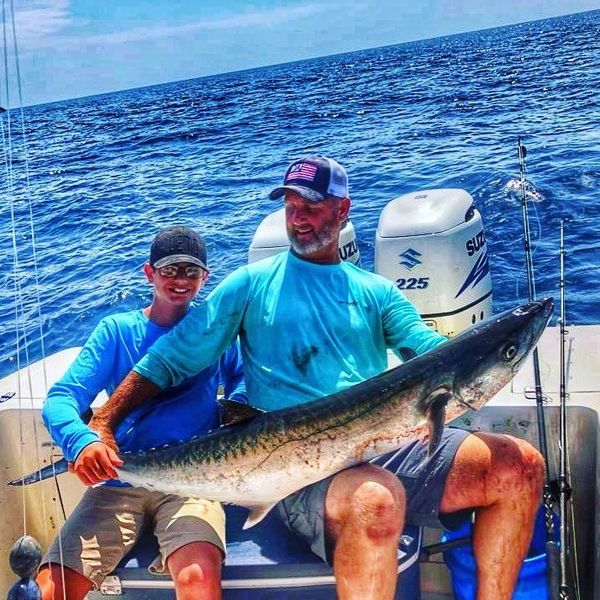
(37, 564, 92, 600)
(153, 496, 226, 600)
(324, 463, 406, 600)
(440, 432, 545, 600)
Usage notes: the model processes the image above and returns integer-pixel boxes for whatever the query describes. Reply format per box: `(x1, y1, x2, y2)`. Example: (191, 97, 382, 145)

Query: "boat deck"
(1, 324, 598, 598)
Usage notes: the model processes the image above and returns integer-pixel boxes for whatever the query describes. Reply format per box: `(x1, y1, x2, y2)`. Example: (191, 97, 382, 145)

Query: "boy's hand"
(69, 441, 123, 486)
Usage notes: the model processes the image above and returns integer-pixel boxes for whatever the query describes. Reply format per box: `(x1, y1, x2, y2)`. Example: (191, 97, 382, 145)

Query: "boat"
(1, 185, 596, 599)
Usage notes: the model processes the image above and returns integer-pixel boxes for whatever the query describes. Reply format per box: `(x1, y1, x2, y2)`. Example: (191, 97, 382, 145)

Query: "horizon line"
(9, 7, 598, 110)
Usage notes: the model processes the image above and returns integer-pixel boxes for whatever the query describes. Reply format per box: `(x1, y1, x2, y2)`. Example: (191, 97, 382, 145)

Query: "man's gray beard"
(289, 227, 338, 256)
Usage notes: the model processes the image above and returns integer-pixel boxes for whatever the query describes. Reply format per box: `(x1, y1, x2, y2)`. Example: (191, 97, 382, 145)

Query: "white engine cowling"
(248, 207, 361, 265)
(375, 188, 493, 337)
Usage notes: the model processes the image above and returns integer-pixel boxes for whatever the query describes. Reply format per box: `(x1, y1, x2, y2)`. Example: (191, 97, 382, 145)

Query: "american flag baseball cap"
(269, 155, 349, 202)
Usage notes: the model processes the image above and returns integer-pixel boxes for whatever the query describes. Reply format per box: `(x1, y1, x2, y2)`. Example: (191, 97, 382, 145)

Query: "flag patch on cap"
(286, 162, 318, 182)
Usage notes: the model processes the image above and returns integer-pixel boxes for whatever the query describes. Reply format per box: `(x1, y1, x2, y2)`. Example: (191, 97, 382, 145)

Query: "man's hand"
(69, 441, 124, 486)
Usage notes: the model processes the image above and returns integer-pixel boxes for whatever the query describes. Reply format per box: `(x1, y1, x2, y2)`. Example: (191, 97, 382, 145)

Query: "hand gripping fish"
(9, 298, 553, 528)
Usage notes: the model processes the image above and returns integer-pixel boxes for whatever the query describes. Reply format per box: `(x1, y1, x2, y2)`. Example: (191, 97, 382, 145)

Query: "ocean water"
(1, 10, 599, 378)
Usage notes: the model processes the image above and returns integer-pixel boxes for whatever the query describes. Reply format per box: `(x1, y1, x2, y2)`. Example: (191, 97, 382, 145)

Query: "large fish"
(9, 298, 552, 528)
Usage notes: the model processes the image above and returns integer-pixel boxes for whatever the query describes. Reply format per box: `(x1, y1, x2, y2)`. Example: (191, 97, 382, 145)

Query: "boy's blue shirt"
(43, 308, 246, 475)
(135, 251, 446, 411)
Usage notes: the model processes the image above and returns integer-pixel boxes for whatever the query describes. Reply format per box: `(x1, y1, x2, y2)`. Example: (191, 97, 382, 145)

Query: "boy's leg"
(37, 486, 147, 598)
(151, 495, 226, 600)
(37, 564, 92, 600)
(167, 542, 223, 600)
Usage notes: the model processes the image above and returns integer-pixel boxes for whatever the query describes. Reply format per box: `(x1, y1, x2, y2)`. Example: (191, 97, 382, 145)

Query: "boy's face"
(144, 262, 207, 306)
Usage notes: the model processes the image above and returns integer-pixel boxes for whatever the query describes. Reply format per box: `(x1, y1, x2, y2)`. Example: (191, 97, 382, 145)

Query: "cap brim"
(153, 254, 209, 271)
(269, 185, 325, 202)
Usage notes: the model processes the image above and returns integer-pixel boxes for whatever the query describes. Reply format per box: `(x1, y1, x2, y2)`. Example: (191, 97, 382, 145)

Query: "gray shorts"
(277, 426, 471, 563)
(43, 485, 226, 588)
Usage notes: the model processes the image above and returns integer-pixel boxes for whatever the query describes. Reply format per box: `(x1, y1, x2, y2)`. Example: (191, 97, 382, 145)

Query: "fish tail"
(7, 458, 69, 486)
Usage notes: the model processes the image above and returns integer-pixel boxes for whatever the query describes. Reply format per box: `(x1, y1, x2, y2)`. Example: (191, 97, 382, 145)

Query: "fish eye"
(501, 343, 519, 361)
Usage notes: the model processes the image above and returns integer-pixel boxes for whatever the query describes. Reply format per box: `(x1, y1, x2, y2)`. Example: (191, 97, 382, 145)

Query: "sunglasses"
(156, 265, 206, 280)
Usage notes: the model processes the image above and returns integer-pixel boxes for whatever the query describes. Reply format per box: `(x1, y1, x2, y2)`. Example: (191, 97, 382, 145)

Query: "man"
(88, 157, 545, 600)
(38, 226, 246, 600)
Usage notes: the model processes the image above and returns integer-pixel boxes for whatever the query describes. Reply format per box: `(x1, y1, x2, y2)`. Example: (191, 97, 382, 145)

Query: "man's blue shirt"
(135, 252, 446, 411)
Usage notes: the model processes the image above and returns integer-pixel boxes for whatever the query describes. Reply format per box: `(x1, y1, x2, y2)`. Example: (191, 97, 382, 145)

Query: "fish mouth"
(513, 297, 554, 332)
(514, 296, 554, 319)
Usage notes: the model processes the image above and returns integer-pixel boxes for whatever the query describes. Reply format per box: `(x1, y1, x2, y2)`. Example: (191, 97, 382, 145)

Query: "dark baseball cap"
(149, 226, 208, 272)
(269, 155, 349, 202)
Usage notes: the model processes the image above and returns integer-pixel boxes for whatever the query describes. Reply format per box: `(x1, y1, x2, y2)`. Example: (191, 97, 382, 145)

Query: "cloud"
(15, 3, 329, 51)
(3, 0, 73, 44)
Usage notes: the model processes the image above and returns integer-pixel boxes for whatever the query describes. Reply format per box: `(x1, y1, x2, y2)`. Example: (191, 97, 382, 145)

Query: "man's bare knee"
(442, 433, 545, 514)
(352, 480, 404, 541)
(491, 436, 545, 496)
(328, 464, 405, 519)
(518, 442, 545, 487)
(327, 465, 406, 543)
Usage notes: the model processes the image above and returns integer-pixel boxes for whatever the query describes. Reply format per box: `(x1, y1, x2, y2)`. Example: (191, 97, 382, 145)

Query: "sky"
(0, 0, 598, 106)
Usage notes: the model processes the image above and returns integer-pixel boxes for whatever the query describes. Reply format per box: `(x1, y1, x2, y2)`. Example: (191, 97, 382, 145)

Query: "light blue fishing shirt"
(43, 309, 246, 469)
(135, 251, 446, 411)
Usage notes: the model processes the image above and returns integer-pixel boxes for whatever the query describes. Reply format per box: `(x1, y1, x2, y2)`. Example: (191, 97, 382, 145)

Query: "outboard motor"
(248, 207, 361, 265)
(375, 189, 492, 337)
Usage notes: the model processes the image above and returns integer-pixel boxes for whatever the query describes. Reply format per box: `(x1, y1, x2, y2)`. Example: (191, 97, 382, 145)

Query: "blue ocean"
(1, 10, 599, 378)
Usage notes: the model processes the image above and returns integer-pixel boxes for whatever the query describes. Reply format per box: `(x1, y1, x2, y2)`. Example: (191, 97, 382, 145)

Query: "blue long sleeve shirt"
(135, 252, 446, 411)
(42, 309, 246, 468)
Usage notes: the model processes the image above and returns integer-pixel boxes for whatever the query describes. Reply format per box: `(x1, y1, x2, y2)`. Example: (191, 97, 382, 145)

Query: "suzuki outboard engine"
(375, 189, 492, 337)
(248, 207, 360, 265)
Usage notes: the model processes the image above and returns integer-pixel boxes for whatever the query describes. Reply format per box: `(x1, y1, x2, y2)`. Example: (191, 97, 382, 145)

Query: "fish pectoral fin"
(426, 390, 451, 457)
(243, 502, 279, 530)
(218, 399, 265, 428)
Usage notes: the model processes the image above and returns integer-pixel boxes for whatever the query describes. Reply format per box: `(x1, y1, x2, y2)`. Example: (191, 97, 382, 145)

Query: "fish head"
(448, 297, 553, 411)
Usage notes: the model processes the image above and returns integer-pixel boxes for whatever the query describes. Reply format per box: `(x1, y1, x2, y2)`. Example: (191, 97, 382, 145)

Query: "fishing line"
(1, 0, 28, 539)
(9, 0, 49, 394)
(3, 0, 67, 595)
(8, 0, 55, 537)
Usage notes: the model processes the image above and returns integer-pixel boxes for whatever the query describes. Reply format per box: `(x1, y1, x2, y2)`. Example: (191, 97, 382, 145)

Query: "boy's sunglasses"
(156, 265, 206, 280)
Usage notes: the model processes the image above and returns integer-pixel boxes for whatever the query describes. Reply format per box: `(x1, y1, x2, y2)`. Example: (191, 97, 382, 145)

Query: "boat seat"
(90, 505, 422, 599)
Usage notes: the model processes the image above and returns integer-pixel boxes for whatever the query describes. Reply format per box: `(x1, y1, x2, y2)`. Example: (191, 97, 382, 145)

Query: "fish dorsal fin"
(219, 399, 264, 427)
(426, 388, 451, 456)
(243, 503, 278, 530)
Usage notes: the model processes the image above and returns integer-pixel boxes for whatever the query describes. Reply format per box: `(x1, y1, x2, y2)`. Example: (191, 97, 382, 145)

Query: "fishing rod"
(557, 220, 568, 599)
(516, 138, 560, 599)
(558, 221, 576, 600)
